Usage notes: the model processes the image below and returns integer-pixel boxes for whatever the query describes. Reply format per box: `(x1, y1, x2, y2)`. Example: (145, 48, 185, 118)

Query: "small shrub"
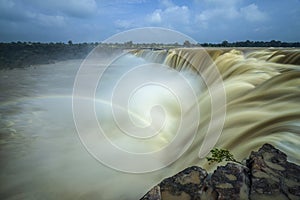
(206, 148, 242, 165)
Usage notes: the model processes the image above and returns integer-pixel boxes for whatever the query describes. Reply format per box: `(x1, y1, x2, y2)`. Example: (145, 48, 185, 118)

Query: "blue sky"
(0, 0, 299, 43)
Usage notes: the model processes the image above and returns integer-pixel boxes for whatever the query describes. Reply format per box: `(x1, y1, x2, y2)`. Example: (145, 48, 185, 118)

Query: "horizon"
(1, 39, 300, 45)
(0, 0, 299, 43)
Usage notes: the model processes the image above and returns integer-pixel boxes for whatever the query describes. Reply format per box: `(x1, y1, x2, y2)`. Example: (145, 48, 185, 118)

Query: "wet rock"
(141, 166, 208, 200)
(209, 163, 250, 199)
(159, 166, 208, 200)
(140, 144, 300, 200)
(247, 143, 300, 200)
(141, 185, 161, 200)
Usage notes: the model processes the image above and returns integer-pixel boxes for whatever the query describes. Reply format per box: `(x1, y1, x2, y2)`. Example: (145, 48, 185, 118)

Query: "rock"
(140, 144, 300, 200)
(141, 166, 208, 200)
(209, 163, 250, 199)
(141, 185, 161, 200)
(247, 143, 300, 200)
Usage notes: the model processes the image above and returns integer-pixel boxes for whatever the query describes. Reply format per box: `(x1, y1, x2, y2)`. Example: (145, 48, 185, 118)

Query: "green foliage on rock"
(206, 148, 242, 165)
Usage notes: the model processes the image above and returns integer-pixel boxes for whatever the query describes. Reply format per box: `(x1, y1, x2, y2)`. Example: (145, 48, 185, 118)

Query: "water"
(0, 49, 300, 199)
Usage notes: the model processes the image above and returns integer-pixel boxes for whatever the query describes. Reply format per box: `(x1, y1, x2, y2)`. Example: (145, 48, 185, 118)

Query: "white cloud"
(0, 0, 67, 27)
(149, 10, 162, 23)
(2, 0, 296, 42)
(124, 0, 147, 3)
(164, 5, 190, 23)
(0, 0, 70, 30)
(241, 4, 267, 22)
(196, 0, 240, 20)
(197, 7, 239, 21)
(194, 0, 242, 8)
(195, 4, 239, 28)
(160, 0, 174, 8)
(196, 1, 267, 29)
(147, 3, 190, 26)
(24, 0, 98, 18)
(203, 0, 241, 6)
(101, 0, 147, 4)
(114, 19, 135, 29)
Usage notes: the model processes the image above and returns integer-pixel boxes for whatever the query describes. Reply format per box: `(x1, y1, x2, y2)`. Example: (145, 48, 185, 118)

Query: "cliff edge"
(141, 144, 300, 200)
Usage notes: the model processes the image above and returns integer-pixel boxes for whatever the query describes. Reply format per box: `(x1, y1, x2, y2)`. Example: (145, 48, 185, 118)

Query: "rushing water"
(0, 48, 299, 199)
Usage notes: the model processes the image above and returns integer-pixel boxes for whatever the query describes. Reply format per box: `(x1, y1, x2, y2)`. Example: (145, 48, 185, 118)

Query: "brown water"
(0, 48, 299, 199)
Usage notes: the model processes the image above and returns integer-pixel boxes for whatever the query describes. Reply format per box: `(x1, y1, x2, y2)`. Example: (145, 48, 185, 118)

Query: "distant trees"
(124, 41, 133, 48)
(183, 40, 191, 47)
(221, 40, 229, 47)
(0, 42, 97, 69)
(199, 40, 300, 48)
(0, 40, 299, 69)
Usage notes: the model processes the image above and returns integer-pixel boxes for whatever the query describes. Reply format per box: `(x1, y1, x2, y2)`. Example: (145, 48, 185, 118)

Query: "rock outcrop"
(247, 144, 300, 200)
(140, 144, 300, 200)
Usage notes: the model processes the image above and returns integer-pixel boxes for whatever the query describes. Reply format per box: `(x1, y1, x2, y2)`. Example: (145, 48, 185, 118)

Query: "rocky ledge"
(141, 144, 300, 200)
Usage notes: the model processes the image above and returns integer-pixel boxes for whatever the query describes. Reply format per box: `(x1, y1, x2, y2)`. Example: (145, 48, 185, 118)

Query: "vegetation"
(0, 40, 299, 69)
(201, 40, 300, 48)
(0, 42, 97, 69)
(206, 148, 243, 165)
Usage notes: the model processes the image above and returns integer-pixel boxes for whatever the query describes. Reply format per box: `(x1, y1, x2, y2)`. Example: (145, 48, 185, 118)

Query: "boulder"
(142, 166, 208, 200)
(208, 163, 250, 199)
(140, 144, 300, 200)
(247, 143, 300, 200)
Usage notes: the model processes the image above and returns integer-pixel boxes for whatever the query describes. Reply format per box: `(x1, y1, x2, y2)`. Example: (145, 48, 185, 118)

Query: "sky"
(0, 0, 299, 43)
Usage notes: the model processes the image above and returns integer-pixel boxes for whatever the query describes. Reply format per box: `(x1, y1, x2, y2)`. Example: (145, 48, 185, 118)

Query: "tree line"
(0, 42, 97, 69)
(201, 40, 300, 48)
(0, 40, 299, 69)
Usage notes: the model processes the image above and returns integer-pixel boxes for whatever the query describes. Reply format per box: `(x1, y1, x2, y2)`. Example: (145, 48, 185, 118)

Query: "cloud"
(0, 0, 298, 42)
(114, 19, 135, 29)
(241, 4, 267, 22)
(195, 0, 239, 28)
(147, 1, 190, 26)
(0, 0, 33, 21)
(0, 0, 66, 27)
(203, 0, 241, 6)
(101, 0, 147, 4)
(194, 0, 242, 8)
(35, 14, 66, 27)
(61, 0, 98, 18)
(23, 0, 98, 18)
(0, 0, 14, 9)
(196, 7, 239, 25)
(160, 0, 174, 7)
(148, 10, 162, 23)
(195, 1, 268, 29)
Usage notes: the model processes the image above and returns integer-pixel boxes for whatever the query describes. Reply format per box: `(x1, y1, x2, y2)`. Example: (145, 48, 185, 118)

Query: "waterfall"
(130, 48, 300, 168)
(1, 48, 299, 199)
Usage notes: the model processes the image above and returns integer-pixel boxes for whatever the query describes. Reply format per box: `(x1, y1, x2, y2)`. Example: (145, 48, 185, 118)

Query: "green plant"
(206, 148, 242, 165)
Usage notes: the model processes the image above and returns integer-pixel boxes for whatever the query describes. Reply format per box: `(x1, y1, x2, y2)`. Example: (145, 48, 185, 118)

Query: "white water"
(0, 57, 203, 199)
(1, 48, 300, 199)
